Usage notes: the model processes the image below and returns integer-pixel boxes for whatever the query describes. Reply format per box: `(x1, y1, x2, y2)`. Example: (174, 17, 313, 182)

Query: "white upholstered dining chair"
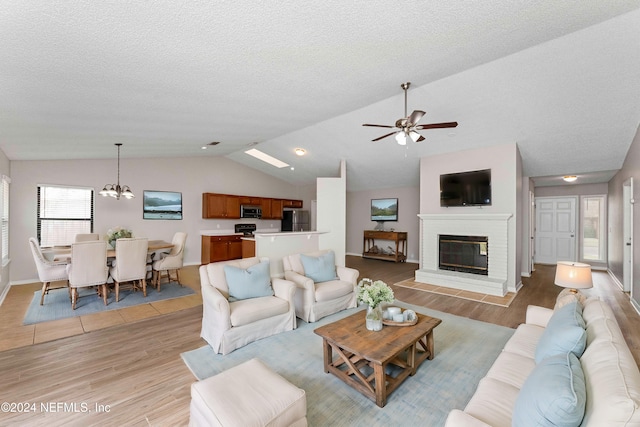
(74, 233, 100, 242)
(152, 232, 187, 291)
(67, 240, 109, 310)
(29, 237, 69, 306)
(109, 238, 149, 302)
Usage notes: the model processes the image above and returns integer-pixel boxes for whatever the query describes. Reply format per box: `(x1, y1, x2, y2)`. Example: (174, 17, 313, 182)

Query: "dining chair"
(109, 237, 149, 302)
(74, 233, 100, 242)
(152, 232, 187, 291)
(67, 240, 109, 310)
(28, 237, 70, 305)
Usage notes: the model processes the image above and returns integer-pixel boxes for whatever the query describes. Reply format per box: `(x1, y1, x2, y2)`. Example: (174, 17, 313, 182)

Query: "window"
(582, 195, 606, 262)
(1, 175, 9, 265)
(37, 185, 94, 247)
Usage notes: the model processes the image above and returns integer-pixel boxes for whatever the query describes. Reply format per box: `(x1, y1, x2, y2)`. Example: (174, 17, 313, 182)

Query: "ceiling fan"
(363, 82, 458, 145)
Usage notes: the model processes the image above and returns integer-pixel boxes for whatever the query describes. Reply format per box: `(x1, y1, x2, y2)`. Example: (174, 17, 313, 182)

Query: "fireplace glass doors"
(439, 235, 488, 275)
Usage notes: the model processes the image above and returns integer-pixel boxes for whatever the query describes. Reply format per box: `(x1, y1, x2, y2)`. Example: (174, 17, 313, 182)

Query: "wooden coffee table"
(314, 308, 442, 407)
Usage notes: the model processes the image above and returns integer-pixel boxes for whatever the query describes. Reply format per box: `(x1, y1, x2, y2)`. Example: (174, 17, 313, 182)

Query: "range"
(234, 223, 257, 236)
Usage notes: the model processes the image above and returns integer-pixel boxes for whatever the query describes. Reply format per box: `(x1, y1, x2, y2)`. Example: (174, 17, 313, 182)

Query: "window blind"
(37, 185, 94, 247)
(1, 175, 9, 264)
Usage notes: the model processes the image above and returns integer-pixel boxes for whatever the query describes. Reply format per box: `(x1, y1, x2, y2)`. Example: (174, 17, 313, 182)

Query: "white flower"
(356, 278, 394, 308)
(106, 227, 133, 241)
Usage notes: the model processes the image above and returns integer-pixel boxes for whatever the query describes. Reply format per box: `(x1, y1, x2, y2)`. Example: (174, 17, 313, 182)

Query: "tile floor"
(0, 267, 202, 352)
(394, 279, 516, 307)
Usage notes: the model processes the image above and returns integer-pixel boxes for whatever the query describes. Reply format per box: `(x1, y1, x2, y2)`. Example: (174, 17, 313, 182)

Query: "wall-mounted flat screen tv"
(371, 198, 399, 221)
(143, 190, 183, 220)
(440, 169, 491, 207)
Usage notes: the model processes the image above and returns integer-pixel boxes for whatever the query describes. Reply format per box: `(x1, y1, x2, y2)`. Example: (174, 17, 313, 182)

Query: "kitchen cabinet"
(260, 198, 272, 219)
(270, 199, 284, 219)
(201, 235, 243, 264)
(283, 200, 303, 208)
(242, 239, 256, 258)
(202, 193, 241, 219)
(238, 196, 261, 205)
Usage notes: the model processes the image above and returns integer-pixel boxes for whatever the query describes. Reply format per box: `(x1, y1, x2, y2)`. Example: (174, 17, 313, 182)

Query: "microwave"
(241, 205, 262, 218)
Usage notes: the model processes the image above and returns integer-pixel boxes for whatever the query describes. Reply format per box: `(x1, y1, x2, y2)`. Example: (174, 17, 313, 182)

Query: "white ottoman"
(189, 358, 307, 427)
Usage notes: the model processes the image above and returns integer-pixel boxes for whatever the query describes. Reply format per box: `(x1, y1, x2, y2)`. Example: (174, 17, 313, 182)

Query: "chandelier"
(99, 143, 134, 200)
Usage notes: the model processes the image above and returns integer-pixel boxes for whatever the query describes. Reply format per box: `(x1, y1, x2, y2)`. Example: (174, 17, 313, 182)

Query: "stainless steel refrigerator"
(281, 210, 310, 231)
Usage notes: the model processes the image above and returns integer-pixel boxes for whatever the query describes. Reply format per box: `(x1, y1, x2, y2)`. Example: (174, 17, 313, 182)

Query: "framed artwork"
(143, 190, 183, 220)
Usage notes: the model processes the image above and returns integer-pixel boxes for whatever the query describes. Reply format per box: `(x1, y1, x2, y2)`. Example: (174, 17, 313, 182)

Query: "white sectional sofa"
(445, 296, 640, 427)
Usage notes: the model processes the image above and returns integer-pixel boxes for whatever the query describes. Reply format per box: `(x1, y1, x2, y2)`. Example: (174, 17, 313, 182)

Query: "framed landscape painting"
(143, 190, 183, 220)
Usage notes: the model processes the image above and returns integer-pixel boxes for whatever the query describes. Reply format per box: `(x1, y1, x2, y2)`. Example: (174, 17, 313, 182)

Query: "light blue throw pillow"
(223, 261, 274, 300)
(300, 251, 338, 283)
(513, 352, 586, 427)
(535, 300, 587, 363)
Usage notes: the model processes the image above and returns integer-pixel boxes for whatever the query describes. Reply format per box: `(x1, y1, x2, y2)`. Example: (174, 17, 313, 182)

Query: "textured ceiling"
(1, 1, 639, 191)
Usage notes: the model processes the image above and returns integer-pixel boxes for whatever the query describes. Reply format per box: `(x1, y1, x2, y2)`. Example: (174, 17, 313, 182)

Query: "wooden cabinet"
(202, 193, 241, 219)
(201, 235, 243, 264)
(242, 239, 256, 258)
(283, 199, 303, 208)
(363, 230, 407, 263)
(238, 196, 261, 205)
(260, 198, 272, 219)
(270, 199, 284, 219)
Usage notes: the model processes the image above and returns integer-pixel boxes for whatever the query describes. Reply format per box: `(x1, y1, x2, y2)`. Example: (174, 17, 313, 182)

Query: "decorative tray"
(382, 316, 418, 327)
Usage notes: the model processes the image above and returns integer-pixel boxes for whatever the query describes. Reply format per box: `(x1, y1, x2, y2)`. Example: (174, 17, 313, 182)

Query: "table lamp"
(554, 261, 593, 294)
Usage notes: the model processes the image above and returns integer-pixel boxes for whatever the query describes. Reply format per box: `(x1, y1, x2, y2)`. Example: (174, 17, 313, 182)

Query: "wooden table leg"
(322, 339, 331, 373)
(374, 363, 386, 407)
(426, 330, 435, 360)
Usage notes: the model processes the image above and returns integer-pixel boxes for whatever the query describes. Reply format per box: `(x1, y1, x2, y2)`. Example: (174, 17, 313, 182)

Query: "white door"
(624, 178, 633, 293)
(535, 197, 577, 264)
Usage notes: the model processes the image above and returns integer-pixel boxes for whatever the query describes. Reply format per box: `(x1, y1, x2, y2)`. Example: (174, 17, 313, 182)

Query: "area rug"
(394, 278, 517, 307)
(23, 281, 195, 325)
(181, 301, 514, 426)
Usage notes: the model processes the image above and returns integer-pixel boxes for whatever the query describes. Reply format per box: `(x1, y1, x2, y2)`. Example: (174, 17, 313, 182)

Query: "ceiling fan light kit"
(363, 81, 458, 144)
(563, 175, 578, 182)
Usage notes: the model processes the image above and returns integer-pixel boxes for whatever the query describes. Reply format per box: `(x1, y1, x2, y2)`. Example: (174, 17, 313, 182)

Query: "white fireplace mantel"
(416, 213, 513, 296)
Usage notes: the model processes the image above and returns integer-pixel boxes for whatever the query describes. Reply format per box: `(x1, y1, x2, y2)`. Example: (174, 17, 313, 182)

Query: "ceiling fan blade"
(416, 134, 426, 142)
(407, 110, 425, 126)
(371, 131, 397, 142)
(362, 124, 394, 128)
(416, 121, 458, 130)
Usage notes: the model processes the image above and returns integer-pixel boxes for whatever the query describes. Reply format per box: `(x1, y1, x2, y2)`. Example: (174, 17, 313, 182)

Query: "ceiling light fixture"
(99, 143, 134, 200)
(563, 175, 578, 182)
(395, 132, 407, 146)
(245, 148, 289, 168)
(295, 148, 306, 156)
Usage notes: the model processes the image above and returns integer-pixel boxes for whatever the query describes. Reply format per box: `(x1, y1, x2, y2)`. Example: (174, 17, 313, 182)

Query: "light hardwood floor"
(0, 258, 638, 426)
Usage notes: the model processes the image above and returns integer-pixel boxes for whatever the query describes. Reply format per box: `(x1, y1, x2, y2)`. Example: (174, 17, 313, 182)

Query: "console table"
(363, 230, 407, 263)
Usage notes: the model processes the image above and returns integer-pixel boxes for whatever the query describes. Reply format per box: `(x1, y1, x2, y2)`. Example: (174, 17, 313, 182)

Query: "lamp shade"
(554, 261, 593, 290)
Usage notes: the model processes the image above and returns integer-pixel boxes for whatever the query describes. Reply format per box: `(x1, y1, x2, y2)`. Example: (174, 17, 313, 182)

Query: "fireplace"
(439, 235, 488, 275)
(415, 213, 513, 296)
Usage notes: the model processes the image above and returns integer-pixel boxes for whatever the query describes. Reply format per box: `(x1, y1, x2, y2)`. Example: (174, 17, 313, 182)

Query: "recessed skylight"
(244, 148, 290, 168)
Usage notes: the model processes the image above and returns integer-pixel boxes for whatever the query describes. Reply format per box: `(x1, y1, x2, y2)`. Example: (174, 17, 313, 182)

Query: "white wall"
(419, 143, 522, 291)
(317, 161, 346, 266)
(11, 156, 315, 283)
(346, 186, 420, 262)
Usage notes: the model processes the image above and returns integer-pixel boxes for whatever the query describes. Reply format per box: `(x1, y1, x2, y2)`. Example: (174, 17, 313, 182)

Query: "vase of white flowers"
(106, 226, 132, 248)
(357, 278, 394, 331)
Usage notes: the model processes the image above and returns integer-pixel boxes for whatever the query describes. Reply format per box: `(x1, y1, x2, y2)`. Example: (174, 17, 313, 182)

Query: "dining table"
(43, 239, 174, 262)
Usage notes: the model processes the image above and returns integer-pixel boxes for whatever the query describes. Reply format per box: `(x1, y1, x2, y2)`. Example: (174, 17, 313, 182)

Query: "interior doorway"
(623, 178, 633, 293)
(534, 197, 577, 264)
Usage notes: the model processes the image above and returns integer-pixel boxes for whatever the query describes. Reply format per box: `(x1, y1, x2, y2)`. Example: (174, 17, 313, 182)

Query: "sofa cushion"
(224, 261, 274, 301)
(229, 296, 289, 327)
(314, 279, 353, 302)
(463, 377, 520, 427)
(300, 251, 338, 283)
(535, 301, 586, 363)
(485, 351, 536, 390)
(503, 323, 545, 359)
(513, 352, 586, 427)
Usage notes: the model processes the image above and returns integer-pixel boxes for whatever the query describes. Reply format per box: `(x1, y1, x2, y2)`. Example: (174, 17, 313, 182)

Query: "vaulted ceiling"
(1, 2, 639, 191)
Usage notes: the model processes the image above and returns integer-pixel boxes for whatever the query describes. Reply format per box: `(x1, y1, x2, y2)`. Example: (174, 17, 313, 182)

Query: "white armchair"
(67, 240, 109, 309)
(282, 249, 359, 322)
(29, 237, 69, 306)
(152, 231, 187, 291)
(200, 257, 296, 355)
